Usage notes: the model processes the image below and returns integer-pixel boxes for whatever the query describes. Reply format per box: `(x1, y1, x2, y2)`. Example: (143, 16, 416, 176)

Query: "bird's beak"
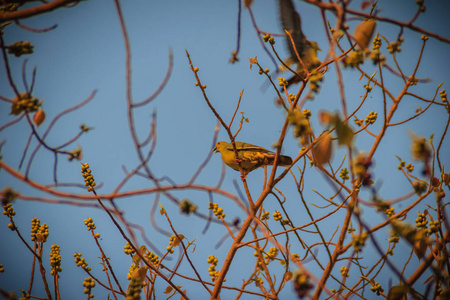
(213, 146, 218, 153)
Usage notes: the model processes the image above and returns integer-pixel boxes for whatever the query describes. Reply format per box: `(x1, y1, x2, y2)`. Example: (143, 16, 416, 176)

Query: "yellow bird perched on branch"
(213, 141, 293, 175)
(279, 0, 321, 86)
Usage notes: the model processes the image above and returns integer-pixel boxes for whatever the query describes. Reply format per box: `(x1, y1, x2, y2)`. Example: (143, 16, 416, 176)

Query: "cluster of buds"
(339, 168, 349, 181)
(386, 36, 403, 54)
(440, 89, 448, 103)
(258, 67, 270, 75)
(264, 247, 278, 263)
(352, 152, 373, 187)
(208, 203, 225, 219)
(291, 253, 300, 263)
(10, 92, 41, 115)
(74, 253, 91, 271)
(82, 277, 95, 298)
(278, 77, 288, 87)
(293, 270, 313, 298)
(126, 277, 143, 300)
(365, 111, 378, 125)
(413, 181, 428, 195)
(7, 41, 34, 57)
(124, 242, 135, 255)
(127, 263, 138, 281)
(408, 75, 418, 86)
(340, 266, 349, 278)
(343, 50, 364, 68)
(427, 220, 440, 236)
(31, 217, 49, 242)
(385, 206, 395, 217)
(388, 232, 399, 244)
(50, 244, 62, 276)
(262, 33, 275, 45)
(415, 212, 428, 229)
(84, 217, 96, 231)
(309, 71, 323, 94)
(81, 163, 96, 192)
(145, 250, 160, 266)
(166, 235, 176, 254)
(416, 0, 426, 12)
(2, 187, 17, 205)
(288, 109, 312, 145)
(260, 211, 270, 220)
(397, 158, 415, 173)
(372, 34, 382, 51)
(352, 232, 368, 252)
(273, 210, 282, 221)
(253, 276, 264, 287)
(3, 203, 15, 220)
(370, 34, 386, 66)
(179, 199, 197, 215)
(69, 147, 83, 161)
(370, 281, 384, 295)
(207, 255, 220, 282)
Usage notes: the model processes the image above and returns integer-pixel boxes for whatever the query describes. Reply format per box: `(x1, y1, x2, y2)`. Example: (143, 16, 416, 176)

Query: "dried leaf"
(172, 234, 185, 247)
(318, 111, 334, 125)
(361, 1, 372, 10)
(129, 266, 147, 282)
(164, 286, 174, 294)
(33, 109, 45, 126)
(413, 230, 428, 260)
(285, 271, 293, 281)
(354, 19, 376, 49)
(335, 116, 354, 146)
(387, 285, 408, 300)
(312, 132, 333, 165)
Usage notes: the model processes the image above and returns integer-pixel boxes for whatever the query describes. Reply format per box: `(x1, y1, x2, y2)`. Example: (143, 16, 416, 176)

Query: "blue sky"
(1, 0, 449, 299)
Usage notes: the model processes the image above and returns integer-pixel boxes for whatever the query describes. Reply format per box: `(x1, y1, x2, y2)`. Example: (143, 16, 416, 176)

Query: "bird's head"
(213, 141, 228, 154)
(309, 41, 321, 52)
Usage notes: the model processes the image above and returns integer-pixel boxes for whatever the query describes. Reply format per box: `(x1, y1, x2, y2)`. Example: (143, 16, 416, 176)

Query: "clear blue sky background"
(1, 0, 449, 299)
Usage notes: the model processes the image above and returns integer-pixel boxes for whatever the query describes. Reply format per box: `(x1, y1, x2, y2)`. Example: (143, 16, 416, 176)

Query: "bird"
(278, 0, 321, 86)
(213, 141, 293, 175)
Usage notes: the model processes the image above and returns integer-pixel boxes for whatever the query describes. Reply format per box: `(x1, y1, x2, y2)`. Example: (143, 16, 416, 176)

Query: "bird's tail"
(268, 154, 293, 166)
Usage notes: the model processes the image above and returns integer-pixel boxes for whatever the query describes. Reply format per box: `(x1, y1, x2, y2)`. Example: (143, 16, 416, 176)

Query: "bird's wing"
(279, 0, 308, 61)
(225, 142, 272, 154)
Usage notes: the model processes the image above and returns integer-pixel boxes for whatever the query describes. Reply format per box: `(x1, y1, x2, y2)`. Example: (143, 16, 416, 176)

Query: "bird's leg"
(240, 172, 248, 181)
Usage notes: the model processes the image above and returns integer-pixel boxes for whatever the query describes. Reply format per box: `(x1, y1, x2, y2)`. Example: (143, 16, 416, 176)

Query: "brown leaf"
(335, 116, 354, 146)
(318, 110, 334, 125)
(361, 1, 373, 10)
(387, 285, 408, 300)
(172, 234, 185, 247)
(354, 19, 376, 49)
(413, 230, 428, 260)
(33, 109, 45, 126)
(285, 271, 293, 281)
(164, 286, 173, 294)
(312, 132, 333, 165)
